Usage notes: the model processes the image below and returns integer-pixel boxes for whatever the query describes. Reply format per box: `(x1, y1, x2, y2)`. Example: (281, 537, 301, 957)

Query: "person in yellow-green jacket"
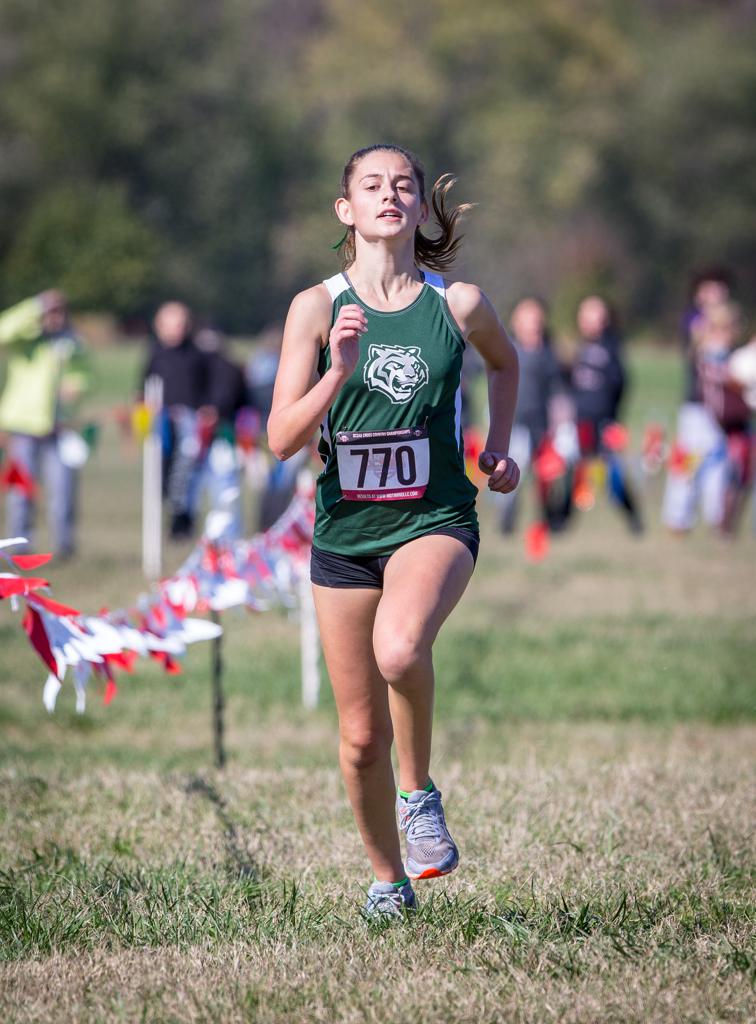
(0, 290, 91, 557)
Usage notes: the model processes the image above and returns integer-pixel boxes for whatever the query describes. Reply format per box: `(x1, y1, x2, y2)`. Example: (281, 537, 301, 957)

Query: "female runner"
(268, 144, 519, 916)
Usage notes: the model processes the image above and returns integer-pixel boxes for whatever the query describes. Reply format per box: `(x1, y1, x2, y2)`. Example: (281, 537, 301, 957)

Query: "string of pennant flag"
(1, 419, 687, 711)
(0, 483, 316, 713)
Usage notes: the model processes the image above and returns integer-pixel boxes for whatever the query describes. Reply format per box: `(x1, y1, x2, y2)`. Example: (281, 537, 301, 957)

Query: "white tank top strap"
(323, 272, 350, 301)
(422, 271, 446, 299)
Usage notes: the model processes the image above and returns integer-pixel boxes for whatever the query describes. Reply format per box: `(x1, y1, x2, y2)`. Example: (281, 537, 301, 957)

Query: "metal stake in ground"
(210, 609, 226, 769)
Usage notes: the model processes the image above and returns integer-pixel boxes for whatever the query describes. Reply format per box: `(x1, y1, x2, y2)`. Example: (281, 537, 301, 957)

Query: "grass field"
(1, 343, 755, 1023)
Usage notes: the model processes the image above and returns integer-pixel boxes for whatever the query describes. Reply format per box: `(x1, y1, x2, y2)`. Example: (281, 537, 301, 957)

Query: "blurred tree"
(2, 184, 161, 314)
(0, 0, 752, 329)
(291, 0, 640, 321)
(0, 0, 292, 327)
(596, 8, 756, 320)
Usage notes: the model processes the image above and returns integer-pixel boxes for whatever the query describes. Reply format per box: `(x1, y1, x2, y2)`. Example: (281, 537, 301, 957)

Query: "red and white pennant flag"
(0, 481, 316, 712)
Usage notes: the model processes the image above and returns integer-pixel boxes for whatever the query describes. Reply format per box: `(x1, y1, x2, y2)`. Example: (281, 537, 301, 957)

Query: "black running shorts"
(310, 527, 479, 590)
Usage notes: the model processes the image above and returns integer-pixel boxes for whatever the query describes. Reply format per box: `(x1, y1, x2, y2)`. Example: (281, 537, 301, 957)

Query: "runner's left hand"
(478, 451, 520, 493)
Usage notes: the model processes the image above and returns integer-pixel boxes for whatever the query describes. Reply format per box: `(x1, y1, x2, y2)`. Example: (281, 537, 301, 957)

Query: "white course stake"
(299, 570, 321, 709)
(142, 375, 164, 581)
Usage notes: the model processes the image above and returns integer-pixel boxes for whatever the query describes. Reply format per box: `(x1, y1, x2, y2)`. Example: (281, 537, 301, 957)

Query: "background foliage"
(0, 0, 754, 329)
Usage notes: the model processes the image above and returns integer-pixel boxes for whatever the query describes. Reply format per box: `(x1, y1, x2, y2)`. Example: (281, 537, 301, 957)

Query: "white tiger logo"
(363, 344, 429, 404)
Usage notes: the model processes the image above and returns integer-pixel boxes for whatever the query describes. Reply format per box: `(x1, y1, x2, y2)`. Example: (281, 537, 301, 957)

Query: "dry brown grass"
(3, 944, 753, 1024)
(1, 725, 754, 1023)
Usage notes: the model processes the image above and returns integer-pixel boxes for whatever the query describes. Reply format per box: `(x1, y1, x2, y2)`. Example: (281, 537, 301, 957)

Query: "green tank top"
(314, 270, 478, 556)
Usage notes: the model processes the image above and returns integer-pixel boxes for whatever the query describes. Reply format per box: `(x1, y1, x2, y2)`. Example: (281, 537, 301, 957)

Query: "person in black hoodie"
(141, 301, 209, 539)
(571, 295, 625, 444)
(571, 295, 643, 533)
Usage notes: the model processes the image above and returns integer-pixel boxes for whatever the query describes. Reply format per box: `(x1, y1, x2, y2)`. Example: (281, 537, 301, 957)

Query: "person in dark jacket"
(141, 302, 207, 409)
(571, 295, 625, 448)
(197, 327, 249, 427)
(571, 295, 642, 533)
(140, 301, 209, 539)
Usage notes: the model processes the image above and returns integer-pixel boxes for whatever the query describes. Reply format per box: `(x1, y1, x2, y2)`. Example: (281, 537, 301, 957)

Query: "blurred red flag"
(10, 553, 53, 570)
(0, 575, 49, 599)
(524, 521, 550, 562)
(533, 439, 566, 485)
(28, 593, 81, 617)
(22, 606, 58, 676)
(0, 461, 36, 497)
(602, 422, 629, 453)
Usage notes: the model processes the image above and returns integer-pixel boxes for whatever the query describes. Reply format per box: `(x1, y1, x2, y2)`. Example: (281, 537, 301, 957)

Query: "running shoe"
(398, 786, 459, 880)
(362, 878, 416, 919)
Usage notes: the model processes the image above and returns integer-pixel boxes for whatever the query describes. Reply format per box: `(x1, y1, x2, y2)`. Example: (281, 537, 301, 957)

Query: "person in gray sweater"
(498, 297, 567, 533)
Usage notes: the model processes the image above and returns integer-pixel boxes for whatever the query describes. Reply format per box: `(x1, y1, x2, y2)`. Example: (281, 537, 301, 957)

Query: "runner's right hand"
(329, 303, 367, 380)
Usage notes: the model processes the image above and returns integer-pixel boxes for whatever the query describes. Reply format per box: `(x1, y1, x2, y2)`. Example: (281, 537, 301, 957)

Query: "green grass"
(624, 343, 683, 434)
(1, 747, 754, 1021)
(2, 852, 751, 966)
(436, 616, 756, 723)
(1, 341, 755, 1022)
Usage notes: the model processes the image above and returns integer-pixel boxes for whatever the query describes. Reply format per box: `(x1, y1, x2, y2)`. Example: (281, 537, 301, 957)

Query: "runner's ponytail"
(413, 174, 473, 274)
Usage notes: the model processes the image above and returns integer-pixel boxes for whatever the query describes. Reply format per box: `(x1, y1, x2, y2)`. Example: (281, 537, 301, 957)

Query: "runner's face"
(336, 151, 428, 241)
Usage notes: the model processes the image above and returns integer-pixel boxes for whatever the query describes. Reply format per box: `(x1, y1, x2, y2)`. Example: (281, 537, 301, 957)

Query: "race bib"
(336, 425, 429, 501)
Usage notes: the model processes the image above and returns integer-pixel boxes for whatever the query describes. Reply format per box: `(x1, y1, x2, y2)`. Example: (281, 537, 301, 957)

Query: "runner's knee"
(375, 633, 429, 685)
(339, 725, 393, 771)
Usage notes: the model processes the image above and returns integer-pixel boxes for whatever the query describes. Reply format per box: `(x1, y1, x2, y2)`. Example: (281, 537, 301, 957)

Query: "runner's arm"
(268, 287, 366, 460)
(447, 283, 520, 491)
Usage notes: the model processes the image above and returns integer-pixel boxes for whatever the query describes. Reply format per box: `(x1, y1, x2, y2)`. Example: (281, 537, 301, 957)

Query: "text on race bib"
(336, 425, 429, 501)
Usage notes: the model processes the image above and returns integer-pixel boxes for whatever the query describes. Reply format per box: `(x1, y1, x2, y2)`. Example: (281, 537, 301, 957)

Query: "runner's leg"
(312, 583, 405, 882)
(374, 534, 474, 793)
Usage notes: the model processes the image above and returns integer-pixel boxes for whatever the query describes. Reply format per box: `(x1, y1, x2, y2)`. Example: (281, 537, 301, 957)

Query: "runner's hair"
(337, 144, 473, 274)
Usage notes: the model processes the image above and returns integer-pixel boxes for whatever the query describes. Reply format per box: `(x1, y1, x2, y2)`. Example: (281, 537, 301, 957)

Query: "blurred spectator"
(193, 327, 250, 540)
(498, 297, 569, 533)
(246, 328, 312, 531)
(245, 328, 281, 430)
(141, 301, 207, 409)
(728, 333, 756, 536)
(571, 295, 643, 533)
(195, 327, 249, 427)
(681, 267, 735, 403)
(0, 290, 91, 557)
(728, 333, 756, 415)
(572, 296, 626, 444)
(663, 302, 751, 535)
(140, 301, 207, 540)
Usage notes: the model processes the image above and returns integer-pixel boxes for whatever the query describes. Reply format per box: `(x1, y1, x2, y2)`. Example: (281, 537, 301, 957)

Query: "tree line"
(0, 0, 754, 332)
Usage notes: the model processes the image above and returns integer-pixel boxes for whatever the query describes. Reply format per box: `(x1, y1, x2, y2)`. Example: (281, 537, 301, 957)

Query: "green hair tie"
(331, 229, 349, 251)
